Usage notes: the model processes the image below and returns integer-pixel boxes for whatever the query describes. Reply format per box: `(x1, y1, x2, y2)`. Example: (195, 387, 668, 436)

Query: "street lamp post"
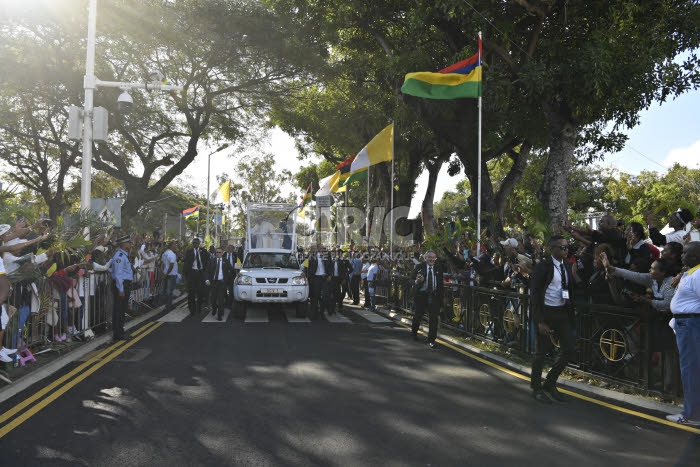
(205, 144, 229, 242)
(79, 0, 184, 220)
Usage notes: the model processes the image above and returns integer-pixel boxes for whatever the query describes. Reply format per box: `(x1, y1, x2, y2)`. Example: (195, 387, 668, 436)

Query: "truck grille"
(255, 278, 289, 284)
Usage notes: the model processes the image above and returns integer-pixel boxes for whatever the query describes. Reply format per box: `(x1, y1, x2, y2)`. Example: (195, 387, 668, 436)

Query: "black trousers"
(209, 280, 226, 317)
(412, 292, 441, 343)
(186, 270, 205, 314)
(310, 275, 330, 315)
(350, 275, 361, 304)
(330, 277, 344, 308)
(530, 306, 576, 390)
(112, 280, 132, 340)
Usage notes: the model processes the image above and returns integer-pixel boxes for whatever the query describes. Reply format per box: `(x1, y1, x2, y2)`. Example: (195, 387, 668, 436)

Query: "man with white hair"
(411, 250, 444, 349)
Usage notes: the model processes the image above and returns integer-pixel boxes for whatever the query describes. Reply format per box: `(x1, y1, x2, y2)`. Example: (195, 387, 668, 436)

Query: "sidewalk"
(0, 295, 188, 404)
(372, 304, 684, 418)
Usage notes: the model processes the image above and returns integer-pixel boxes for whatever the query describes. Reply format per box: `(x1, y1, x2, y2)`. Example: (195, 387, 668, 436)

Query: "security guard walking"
(110, 235, 134, 341)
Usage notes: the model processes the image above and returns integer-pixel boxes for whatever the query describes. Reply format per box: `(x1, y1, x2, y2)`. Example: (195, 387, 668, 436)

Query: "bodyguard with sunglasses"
(529, 235, 577, 404)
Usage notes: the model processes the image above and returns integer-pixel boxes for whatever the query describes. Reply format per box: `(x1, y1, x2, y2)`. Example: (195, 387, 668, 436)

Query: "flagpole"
(390, 121, 395, 257)
(366, 165, 370, 246)
(476, 31, 483, 255)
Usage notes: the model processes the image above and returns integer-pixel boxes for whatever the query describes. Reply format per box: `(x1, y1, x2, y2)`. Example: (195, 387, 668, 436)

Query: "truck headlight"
(236, 275, 252, 285)
(291, 276, 307, 285)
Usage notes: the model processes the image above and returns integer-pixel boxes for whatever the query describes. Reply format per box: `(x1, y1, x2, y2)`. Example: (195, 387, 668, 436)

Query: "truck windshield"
(244, 253, 300, 269)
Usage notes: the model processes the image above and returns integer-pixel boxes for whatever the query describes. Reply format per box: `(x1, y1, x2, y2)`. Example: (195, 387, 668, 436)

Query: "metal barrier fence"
(2, 266, 166, 370)
(380, 272, 681, 397)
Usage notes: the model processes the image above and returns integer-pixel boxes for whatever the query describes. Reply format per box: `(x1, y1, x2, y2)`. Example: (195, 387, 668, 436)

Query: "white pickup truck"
(233, 202, 309, 316)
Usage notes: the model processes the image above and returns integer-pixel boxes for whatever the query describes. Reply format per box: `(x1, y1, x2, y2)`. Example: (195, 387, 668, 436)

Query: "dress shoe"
(217, 314, 223, 321)
(428, 341, 438, 349)
(533, 389, 553, 404)
(542, 383, 566, 403)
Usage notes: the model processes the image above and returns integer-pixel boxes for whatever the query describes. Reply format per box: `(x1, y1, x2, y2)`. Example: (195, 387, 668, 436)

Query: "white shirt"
(421, 265, 436, 292)
(361, 261, 370, 279)
(544, 256, 567, 307)
(367, 263, 379, 281)
(162, 249, 178, 276)
(215, 259, 224, 281)
(670, 266, 700, 315)
(316, 253, 326, 275)
(665, 230, 687, 244)
(192, 249, 202, 270)
(0, 256, 5, 275)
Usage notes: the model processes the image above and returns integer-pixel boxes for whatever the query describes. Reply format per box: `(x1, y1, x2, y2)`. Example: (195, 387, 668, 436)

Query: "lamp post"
(79, 0, 184, 221)
(205, 144, 230, 242)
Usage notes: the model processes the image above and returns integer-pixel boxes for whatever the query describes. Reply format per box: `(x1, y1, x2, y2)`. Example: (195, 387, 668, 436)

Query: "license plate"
(261, 288, 283, 294)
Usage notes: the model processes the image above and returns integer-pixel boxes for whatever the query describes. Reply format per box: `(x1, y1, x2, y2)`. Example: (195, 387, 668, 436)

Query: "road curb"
(375, 305, 682, 416)
(0, 295, 188, 404)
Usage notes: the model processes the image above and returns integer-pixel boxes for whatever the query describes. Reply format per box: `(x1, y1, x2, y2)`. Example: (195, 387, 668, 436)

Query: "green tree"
(0, 0, 325, 220)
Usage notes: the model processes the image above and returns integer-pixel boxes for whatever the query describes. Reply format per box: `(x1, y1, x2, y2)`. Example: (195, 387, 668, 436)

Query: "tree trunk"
(462, 156, 500, 240)
(539, 105, 576, 227)
(494, 142, 532, 229)
(421, 161, 442, 236)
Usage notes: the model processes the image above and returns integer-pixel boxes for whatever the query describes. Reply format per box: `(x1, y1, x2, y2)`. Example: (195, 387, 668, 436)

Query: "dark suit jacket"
(412, 262, 444, 304)
(529, 256, 576, 324)
(222, 251, 239, 270)
(330, 258, 351, 279)
(183, 247, 210, 277)
(305, 255, 333, 277)
(206, 257, 235, 283)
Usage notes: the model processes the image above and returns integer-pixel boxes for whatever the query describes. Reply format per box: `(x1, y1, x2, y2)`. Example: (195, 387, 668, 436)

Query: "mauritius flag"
(298, 183, 312, 208)
(182, 205, 200, 219)
(401, 37, 482, 100)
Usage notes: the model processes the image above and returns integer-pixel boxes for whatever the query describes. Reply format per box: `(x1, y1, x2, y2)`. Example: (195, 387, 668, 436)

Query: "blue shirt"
(351, 258, 362, 275)
(110, 248, 134, 293)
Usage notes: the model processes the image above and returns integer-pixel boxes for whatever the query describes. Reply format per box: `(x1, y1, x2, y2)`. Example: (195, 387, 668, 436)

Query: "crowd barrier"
(2, 266, 165, 371)
(379, 272, 682, 398)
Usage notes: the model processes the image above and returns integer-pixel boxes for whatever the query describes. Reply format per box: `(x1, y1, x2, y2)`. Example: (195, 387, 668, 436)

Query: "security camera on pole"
(67, 0, 185, 231)
(67, 0, 184, 339)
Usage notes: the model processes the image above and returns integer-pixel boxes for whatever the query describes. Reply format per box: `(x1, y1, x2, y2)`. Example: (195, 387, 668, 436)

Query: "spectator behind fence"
(623, 222, 653, 272)
(647, 208, 694, 247)
(530, 235, 577, 404)
(161, 240, 178, 312)
(666, 242, 700, 426)
(0, 229, 18, 362)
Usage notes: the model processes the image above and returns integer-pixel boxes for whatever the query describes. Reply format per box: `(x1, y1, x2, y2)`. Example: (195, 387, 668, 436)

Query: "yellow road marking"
(0, 321, 162, 438)
(402, 321, 700, 435)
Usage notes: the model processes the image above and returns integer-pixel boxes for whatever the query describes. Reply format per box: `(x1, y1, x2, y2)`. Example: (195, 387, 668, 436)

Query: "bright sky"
(181, 86, 700, 218)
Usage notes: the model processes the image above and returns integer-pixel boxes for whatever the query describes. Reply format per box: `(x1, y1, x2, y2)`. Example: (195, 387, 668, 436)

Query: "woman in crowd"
(600, 251, 679, 390)
(599, 253, 677, 313)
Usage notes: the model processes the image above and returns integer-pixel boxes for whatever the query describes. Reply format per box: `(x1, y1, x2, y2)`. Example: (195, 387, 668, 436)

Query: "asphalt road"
(1, 302, 698, 466)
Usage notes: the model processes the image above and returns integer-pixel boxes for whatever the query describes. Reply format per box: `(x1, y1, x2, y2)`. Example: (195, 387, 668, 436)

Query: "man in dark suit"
(205, 246, 235, 320)
(304, 244, 333, 318)
(223, 243, 238, 307)
(529, 235, 577, 404)
(411, 250, 444, 349)
(329, 249, 351, 313)
(183, 237, 209, 314)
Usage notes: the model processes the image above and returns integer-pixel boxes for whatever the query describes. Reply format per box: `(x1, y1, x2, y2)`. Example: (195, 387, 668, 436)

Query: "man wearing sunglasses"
(529, 235, 577, 404)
